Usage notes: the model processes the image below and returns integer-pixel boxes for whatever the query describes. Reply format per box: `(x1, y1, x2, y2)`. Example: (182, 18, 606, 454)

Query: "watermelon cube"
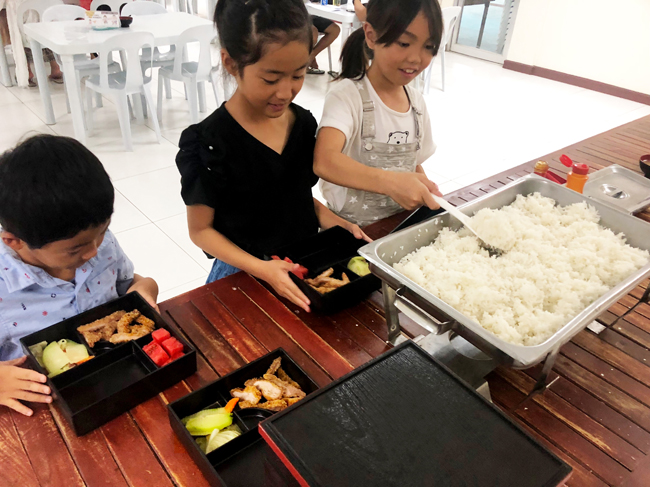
(144, 342, 169, 367)
(161, 337, 184, 356)
(152, 328, 171, 344)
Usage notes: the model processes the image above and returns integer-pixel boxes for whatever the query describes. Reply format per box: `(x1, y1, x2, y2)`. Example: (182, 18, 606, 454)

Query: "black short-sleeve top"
(176, 103, 320, 259)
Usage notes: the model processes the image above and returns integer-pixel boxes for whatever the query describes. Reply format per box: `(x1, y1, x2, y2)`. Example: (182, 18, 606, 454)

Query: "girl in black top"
(176, 0, 369, 313)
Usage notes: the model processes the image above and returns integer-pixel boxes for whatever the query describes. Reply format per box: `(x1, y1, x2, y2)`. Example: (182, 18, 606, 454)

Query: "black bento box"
(20, 292, 197, 436)
(267, 226, 380, 313)
(260, 342, 572, 487)
(167, 349, 319, 487)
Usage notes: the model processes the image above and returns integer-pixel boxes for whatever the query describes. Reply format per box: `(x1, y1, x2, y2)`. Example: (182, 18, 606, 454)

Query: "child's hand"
(0, 356, 51, 416)
(343, 221, 372, 243)
(127, 275, 160, 311)
(386, 172, 443, 211)
(259, 260, 311, 313)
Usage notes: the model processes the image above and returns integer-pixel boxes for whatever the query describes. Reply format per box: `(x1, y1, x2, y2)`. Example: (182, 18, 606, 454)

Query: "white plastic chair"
(41, 3, 85, 22)
(157, 24, 216, 124)
(421, 6, 461, 94)
(120, 1, 166, 16)
(85, 32, 161, 151)
(121, 1, 174, 100)
(209, 67, 235, 107)
(42, 4, 121, 113)
(89, 0, 132, 13)
(16, 0, 62, 38)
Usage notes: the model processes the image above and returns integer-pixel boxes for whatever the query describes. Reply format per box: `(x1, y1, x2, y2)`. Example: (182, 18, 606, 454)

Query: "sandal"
(49, 74, 64, 84)
(307, 67, 325, 75)
(28, 77, 37, 88)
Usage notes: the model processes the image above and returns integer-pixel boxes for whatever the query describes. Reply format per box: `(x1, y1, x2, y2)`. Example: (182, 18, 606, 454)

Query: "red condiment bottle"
(560, 154, 589, 193)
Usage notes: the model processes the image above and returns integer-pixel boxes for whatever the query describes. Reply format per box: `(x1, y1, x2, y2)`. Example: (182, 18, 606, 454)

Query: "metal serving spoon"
(431, 194, 504, 258)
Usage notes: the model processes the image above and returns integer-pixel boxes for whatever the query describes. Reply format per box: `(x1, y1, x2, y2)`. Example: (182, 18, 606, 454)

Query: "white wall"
(506, 0, 650, 95)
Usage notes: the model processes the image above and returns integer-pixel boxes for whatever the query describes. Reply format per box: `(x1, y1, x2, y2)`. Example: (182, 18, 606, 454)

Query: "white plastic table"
(23, 12, 212, 143)
(304, 2, 361, 49)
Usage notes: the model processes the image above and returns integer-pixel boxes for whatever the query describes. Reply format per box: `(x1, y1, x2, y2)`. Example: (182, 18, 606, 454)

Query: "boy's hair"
(338, 0, 444, 81)
(215, 0, 313, 74)
(0, 134, 114, 249)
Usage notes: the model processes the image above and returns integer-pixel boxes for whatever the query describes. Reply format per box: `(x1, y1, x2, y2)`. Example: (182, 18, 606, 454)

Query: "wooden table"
(2, 116, 649, 487)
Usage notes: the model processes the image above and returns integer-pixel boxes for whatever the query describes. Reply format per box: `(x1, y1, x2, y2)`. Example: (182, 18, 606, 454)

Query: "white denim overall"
(336, 81, 424, 227)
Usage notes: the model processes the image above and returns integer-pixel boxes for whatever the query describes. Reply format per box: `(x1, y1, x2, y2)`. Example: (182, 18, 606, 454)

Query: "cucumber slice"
(185, 412, 233, 436)
(181, 407, 227, 425)
(205, 429, 241, 454)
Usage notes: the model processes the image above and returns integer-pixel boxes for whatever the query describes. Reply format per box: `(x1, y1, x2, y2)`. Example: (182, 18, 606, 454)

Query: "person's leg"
(312, 21, 340, 63)
(44, 49, 63, 83)
(309, 17, 339, 74)
(49, 59, 63, 80)
(24, 48, 37, 86)
(0, 9, 10, 47)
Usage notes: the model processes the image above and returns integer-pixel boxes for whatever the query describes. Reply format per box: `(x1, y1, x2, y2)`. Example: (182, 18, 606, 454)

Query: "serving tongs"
(431, 194, 505, 258)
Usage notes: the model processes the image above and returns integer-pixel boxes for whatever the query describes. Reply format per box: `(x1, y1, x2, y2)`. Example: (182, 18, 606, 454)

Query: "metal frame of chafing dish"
(361, 175, 650, 399)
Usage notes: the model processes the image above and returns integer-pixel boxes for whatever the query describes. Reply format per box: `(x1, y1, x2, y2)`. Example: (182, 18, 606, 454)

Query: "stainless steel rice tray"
(359, 175, 650, 368)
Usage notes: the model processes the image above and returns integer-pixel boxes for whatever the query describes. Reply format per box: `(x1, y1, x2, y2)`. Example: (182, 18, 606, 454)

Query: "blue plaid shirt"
(0, 230, 134, 361)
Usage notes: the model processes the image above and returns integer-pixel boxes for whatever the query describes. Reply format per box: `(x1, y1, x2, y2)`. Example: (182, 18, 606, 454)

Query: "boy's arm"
(127, 274, 159, 311)
(313, 198, 371, 242)
(0, 356, 51, 416)
(314, 127, 442, 211)
(187, 205, 311, 312)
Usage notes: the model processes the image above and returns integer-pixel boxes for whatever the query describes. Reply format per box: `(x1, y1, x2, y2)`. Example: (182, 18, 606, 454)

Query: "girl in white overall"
(314, 0, 445, 227)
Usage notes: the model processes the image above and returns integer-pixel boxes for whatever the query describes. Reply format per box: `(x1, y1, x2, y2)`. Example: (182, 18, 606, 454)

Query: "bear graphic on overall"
(387, 131, 409, 145)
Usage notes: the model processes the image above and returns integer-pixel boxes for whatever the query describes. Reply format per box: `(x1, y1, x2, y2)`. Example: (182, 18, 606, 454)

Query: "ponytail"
(336, 28, 370, 81)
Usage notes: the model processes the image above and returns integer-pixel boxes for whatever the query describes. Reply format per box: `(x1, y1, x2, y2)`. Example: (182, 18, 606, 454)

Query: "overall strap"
(404, 85, 423, 151)
(355, 80, 376, 150)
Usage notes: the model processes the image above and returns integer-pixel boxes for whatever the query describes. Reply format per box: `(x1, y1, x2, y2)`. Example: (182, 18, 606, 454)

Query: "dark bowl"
(640, 154, 650, 179)
(119, 16, 132, 27)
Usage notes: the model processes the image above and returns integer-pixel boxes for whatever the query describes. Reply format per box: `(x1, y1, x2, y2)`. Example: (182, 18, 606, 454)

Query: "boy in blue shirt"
(0, 135, 158, 417)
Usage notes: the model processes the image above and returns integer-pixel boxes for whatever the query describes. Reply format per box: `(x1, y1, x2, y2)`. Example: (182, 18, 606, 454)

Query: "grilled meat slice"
(77, 310, 126, 347)
(231, 386, 262, 405)
(110, 326, 153, 344)
(257, 399, 287, 412)
(109, 311, 155, 344)
(239, 400, 257, 409)
(116, 310, 141, 333)
(277, 368, 300, 389)
(263, 374, 305, 399)
(266, 357, 282, 375)
(135, 314, 155, 328)
(253, 380, 283, 401)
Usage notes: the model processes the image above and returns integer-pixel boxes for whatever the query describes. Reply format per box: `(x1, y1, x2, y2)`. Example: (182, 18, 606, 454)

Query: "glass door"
(450, 0, 517, 63)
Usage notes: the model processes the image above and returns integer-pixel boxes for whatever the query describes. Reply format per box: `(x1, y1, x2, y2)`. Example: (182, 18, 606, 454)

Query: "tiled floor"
(1, 35, 649, 302)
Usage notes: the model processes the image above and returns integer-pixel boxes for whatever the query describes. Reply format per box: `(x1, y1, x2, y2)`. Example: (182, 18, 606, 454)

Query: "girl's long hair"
(337, 0, 443, 80)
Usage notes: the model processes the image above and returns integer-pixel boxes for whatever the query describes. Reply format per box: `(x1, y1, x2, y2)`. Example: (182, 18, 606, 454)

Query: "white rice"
(393, 193, 649, 346)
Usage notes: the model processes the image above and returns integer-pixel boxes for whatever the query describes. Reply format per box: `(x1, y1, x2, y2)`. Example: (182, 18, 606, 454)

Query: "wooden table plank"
(230, 273, 356, 377)
(571, 331, 650, 387)
(100, 414, 175, 487)
(168, 298, 254, 372)
(208, 276, 334, 386)
(10, 404, 84, 487)
(524, 368, 650, 455)
(497, 367, 643, 470)
(129, 393, 212, 487)
(49, 403, 129, 487)
(553, 355, 650, 432)
(488, 373, 609, 487)
(0, 407, 41, 487)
